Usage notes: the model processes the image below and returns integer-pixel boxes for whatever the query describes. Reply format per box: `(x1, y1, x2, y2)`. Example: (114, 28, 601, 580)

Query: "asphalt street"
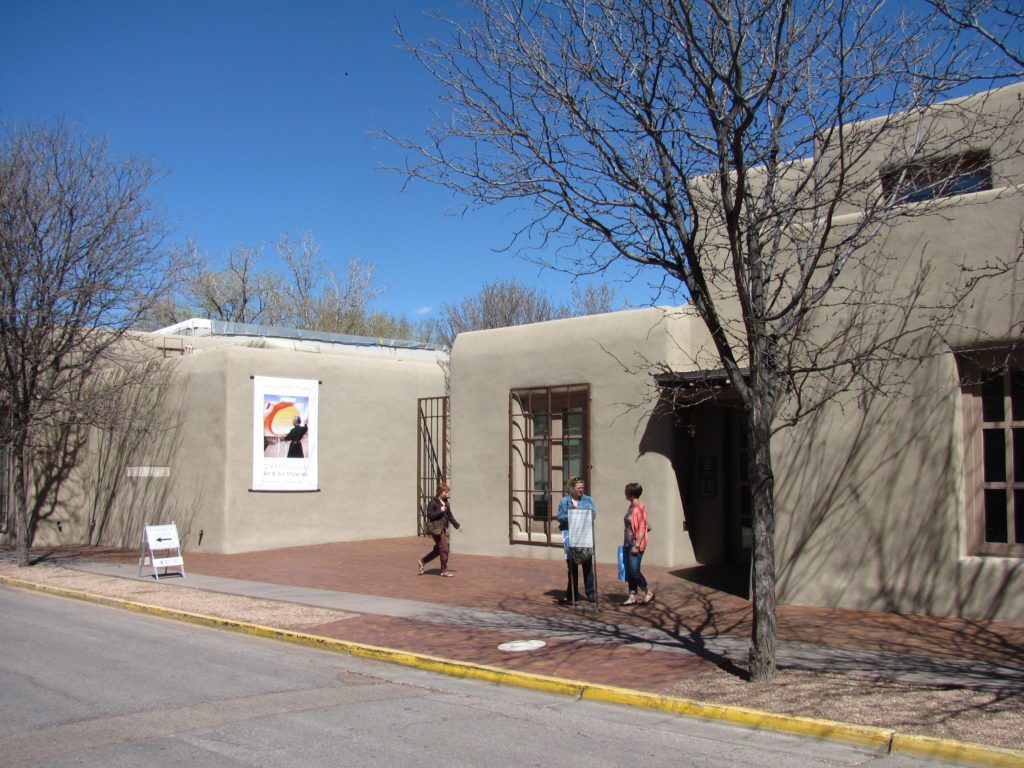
(0, 587, 968, 768)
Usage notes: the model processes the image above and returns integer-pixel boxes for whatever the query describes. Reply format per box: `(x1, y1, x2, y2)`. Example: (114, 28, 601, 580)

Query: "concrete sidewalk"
(57, 537, 1024, 694)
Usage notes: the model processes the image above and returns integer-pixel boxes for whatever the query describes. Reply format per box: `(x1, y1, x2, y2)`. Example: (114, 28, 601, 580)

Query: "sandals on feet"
(417, 561, 424, 575)
(642, 590, 655, 604)
(440, 570, 455, 577)
(622, 595, 638, 606)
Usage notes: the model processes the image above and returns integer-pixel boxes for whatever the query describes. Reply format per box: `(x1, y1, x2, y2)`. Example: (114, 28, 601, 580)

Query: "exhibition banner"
(252, 376, 319, 491)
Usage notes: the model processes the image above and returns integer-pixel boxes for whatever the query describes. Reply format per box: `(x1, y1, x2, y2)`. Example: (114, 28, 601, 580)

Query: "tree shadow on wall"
(43, 351, 206, 555)
(774, 357, 1023, 660)
(22, 421, 89, 561)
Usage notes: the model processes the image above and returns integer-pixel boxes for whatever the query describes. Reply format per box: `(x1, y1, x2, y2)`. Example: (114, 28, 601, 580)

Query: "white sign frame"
(252, 375, 319, 491)
(567, 506, 594, 549)
(138, 523, 185, 580)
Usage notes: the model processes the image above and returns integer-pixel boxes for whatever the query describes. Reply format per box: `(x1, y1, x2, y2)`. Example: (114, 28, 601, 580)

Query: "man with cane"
(557, 477, 598, 606)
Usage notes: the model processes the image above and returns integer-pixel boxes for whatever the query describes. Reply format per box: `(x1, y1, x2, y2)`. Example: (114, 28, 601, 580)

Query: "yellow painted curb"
(4, 574, 1023, 768)
(891, 733, 1024, 767)
(580, 684, 894, 750)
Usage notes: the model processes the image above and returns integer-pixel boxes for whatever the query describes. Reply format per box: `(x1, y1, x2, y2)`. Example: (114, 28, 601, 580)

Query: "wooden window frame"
(881, 150, 992, 204)
(958, 348, 1024, 557)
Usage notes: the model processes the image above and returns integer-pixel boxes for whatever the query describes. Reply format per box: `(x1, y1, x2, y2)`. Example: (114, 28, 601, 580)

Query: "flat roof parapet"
(153, 318, 447, 353)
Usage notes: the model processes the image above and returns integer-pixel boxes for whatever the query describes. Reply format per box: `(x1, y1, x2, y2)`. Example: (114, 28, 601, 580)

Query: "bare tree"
(275, 232, 324, 329)
(274, 234, 425, 338)
(925, 0, 1024, 75)
(0, 123, 169, 566)
(159, 231, 422, 339)
(571, 282, 621, 316)
(180, 240, 283, 325)
(390, 0, 1021, 680)
(435, 276, 572, 347)
(274, 233, 380, 331)
(436, 276, 621, 346)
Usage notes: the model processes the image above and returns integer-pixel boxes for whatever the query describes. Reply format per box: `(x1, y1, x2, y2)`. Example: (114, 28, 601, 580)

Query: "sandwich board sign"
(138, 523, 185, 580)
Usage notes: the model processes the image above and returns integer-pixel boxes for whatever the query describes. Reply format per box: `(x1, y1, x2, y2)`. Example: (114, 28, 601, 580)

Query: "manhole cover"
(497, 639, 547, 652)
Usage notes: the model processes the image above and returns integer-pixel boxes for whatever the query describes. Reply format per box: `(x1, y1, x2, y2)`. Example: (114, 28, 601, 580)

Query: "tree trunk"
(15, 452, 30, 567)
(747, 401, 777, 682)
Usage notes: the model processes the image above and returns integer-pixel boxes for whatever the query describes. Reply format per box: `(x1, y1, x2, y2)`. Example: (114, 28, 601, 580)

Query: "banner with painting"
(252, 376, 319, 491)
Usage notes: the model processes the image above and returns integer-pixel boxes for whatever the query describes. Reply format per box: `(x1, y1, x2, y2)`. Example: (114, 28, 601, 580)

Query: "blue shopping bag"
(617, 545, 627, 582)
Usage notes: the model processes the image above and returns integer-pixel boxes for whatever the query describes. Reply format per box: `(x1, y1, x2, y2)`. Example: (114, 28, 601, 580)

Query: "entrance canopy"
(653, 367, 748, 403)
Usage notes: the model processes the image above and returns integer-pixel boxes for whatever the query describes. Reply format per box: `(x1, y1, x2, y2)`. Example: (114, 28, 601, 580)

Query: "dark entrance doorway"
(656, 370, 751, 596)
(675, 402, 751, 567)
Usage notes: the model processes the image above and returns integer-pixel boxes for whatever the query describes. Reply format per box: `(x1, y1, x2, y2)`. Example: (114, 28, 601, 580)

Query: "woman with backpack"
(418, 482, 462, 577)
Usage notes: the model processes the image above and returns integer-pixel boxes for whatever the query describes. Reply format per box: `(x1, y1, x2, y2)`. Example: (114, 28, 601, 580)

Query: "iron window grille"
(509, 384, 589, 546)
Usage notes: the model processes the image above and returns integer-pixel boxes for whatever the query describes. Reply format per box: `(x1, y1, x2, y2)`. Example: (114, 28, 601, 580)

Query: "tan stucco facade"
(449, 306, 719, 568)
(444, 84, 1024, 623)
(21, 334, 446, 556)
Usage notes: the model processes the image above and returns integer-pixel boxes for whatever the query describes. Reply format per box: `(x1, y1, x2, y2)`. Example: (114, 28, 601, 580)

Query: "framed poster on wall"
(252, 376, 319, 491)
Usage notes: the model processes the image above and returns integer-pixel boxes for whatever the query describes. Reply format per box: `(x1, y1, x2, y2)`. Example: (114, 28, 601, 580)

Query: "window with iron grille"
(881, 150, 992, 204)
(957, 349, 1024, 557)
(509, 385, 589, 545)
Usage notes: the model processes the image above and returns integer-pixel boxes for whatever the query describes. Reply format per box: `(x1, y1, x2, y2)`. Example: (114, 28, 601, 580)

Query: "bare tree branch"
(0, 122, 170, 565)
(386, 0, 1024, 681)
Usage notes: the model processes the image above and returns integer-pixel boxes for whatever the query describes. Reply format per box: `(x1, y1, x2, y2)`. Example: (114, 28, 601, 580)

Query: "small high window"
(509, 385, 589, 545)
(882, 150, 992, 204)
(957, 348, 1024, 557)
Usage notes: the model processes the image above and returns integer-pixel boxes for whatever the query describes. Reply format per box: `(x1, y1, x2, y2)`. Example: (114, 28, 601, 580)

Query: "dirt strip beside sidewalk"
(0, 559, 356, 630)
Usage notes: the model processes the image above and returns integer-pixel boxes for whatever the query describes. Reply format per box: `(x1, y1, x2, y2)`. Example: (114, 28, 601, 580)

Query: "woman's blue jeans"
(627, 549, 648, 593)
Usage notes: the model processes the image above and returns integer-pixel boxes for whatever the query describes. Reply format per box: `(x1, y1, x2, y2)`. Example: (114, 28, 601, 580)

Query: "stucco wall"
(449, 306, 716, 568)
(767, 186, 1024, 622)
(25, 335, 446, 555)
(773, 350, 1023, 622)
(217, 345, 444, 553)
(21, 346, 227, 552)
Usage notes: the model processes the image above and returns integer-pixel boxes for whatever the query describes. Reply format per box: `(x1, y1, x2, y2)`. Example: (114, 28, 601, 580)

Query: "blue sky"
(1, 0, 664, 323)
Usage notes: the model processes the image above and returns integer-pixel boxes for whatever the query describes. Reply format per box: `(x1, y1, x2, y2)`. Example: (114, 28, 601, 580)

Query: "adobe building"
(4, 83, 1022, 624)
(448, 83, 1024, 623)
(8, 320, 447, 555)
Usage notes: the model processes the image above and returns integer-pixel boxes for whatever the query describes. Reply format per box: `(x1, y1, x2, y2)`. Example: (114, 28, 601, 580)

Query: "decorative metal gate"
(417, 396, 449, 535)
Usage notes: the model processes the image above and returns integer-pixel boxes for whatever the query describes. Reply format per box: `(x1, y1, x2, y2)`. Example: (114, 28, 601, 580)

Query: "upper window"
(881, 150, 992, 204)
(509, 385, 589, 546)
(957, 349, 1024, 557)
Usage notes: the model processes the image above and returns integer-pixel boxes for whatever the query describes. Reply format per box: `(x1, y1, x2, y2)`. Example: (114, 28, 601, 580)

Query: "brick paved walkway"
(50, 537, 1024, 696)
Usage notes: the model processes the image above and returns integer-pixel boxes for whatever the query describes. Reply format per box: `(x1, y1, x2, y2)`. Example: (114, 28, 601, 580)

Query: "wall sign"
(252, 376, 319, 491)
